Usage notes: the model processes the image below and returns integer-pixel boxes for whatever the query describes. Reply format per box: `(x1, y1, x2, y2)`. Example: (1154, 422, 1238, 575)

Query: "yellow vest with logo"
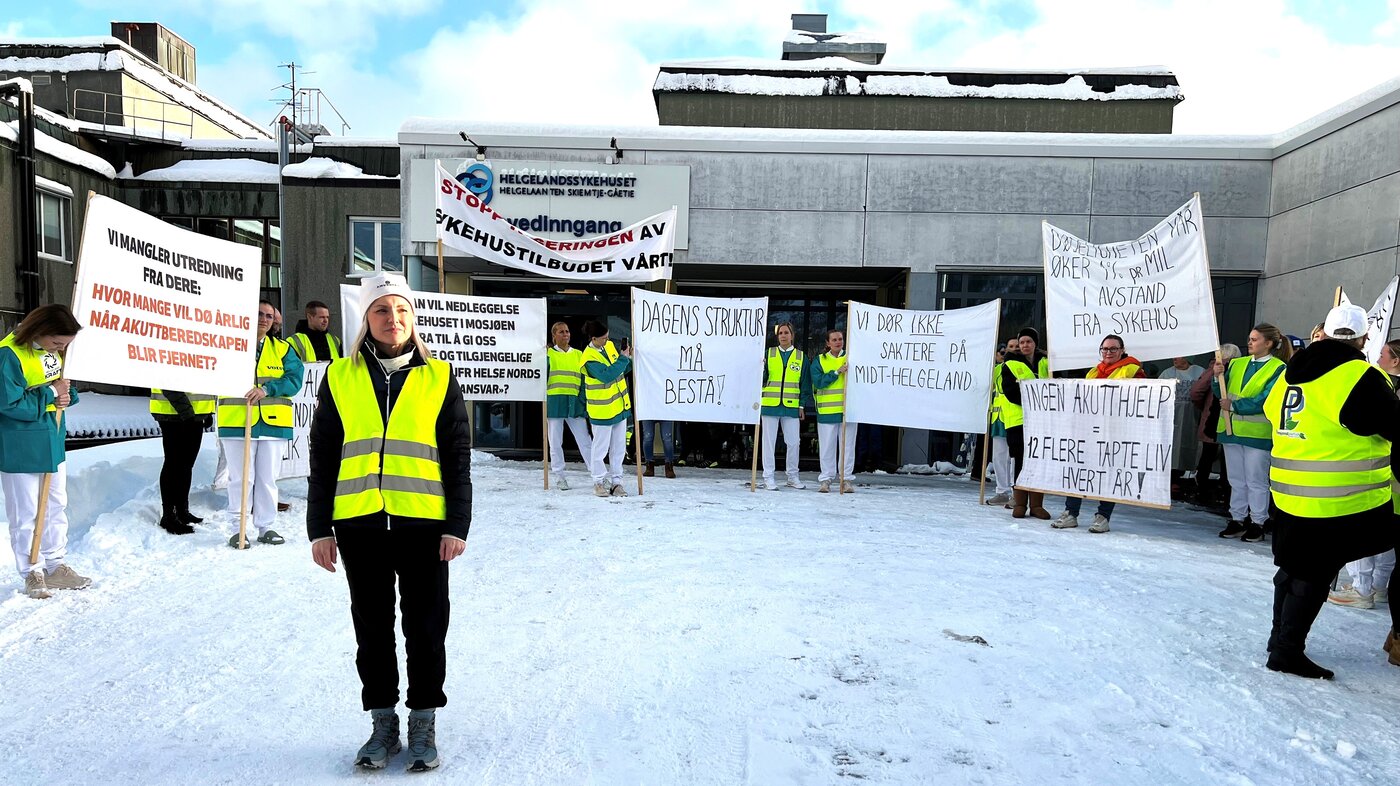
(547, 346, 584, 398)
(327, 355, 450, 521)
(1219, 356, 1285, 442)
(150, 389, 216, 416)
(0, 332, 62, 413)
(217, 337, 295, 429)
(814, 352, 846, 416)
(1265, 359, 1392, 517)
(990, 362, 1006, 426)
(998, 359, 1038, 428)
(288, 332, 342, 362)
(582, 341, 631, 421)
(762, 347, 804, 408)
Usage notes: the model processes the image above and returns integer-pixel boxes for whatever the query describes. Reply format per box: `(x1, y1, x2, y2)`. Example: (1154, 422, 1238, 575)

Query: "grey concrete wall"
(1261, 102, 1400, 337)
(284, 180, 400, 318)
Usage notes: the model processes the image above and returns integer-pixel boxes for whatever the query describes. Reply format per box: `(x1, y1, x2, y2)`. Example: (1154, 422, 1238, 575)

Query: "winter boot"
(644, 461, 655, 478)
(178, 507, 204, 525)
(355, 707, 402, 769)
(159, 506, 195, 535)
(405, 708, 440, 772)
(665, 462, 676, 479)
(1011, 489, 1029, 519)
(1385, 629, 1400, 666)
(1266, 573, 1334, 679)
(1027, 492, 1051, 520)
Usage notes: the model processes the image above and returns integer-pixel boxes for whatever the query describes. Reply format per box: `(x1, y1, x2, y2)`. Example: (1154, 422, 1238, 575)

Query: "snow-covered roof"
(282, 156, 395, 179)
(653, 72, 1181, 101)
(312, 136, 400, 148)
(661, 57, 1174, 76)
(0, 119, 117, 177)
(180, 139, 311, 154)
(783, 30, 884, 46)
(125, 157, 280, 184)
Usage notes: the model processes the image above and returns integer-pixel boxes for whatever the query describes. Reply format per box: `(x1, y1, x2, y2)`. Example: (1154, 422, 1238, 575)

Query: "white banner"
(1340, 276, 1399, 365)
(279, 361, 327, 479)
(1043, 195, 1218, 370)
(65, 195, 260, 395)
(434, 161, 676, 283)
(631, 288, 767, 425)
(1016, 378, 1176, 509)
(845, 300, 1000, 433)
(340, 286, 547, 401)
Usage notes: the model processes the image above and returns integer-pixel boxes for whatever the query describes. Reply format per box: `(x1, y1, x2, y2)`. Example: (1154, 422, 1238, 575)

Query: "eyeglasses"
(1100, 347, 1123, 353)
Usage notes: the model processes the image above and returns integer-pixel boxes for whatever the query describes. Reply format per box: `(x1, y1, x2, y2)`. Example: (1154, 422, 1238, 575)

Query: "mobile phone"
(619, 337, 630, 351)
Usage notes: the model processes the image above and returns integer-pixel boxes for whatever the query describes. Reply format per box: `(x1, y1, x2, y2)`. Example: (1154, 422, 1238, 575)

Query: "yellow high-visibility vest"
(1219, 356, 1286, 442)
(581, 341, 630, 421)
(1265, 358, 1393, 517)
(327, 355, 451, 521)
(998, 358, 1038, 429)
(762, 347, 804, 408)
(217, 337, 295, 429)
(813, 352, 846, 416)
(547, 346, 584, 398)
(150, 389, 216, 416)
(0, 332, 62, 412)
(288, 332, 342, 362)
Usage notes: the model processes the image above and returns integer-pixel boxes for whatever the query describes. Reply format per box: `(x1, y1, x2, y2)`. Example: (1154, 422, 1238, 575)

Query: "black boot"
(1266, 572, 1333, 679)
(178, 507, 203, 525)
(159, 506, 195, 535)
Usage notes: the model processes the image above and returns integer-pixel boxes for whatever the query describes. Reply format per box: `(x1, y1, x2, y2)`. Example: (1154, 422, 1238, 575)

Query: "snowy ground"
(1, 439, 1398, 785)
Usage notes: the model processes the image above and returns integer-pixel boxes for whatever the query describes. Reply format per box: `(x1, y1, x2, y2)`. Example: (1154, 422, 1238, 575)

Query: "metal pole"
(276, 118, 293, 331)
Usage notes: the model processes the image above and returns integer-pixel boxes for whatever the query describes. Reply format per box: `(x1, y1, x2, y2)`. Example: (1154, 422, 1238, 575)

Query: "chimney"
(791, 13, 827, 33)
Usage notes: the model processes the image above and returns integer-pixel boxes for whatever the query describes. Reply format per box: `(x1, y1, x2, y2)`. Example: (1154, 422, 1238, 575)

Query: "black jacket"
(151, 389, 213, 427)
(292, 318, 335, 360)
(306, 343, 472, 541)
(1000, 350, 1047, 406)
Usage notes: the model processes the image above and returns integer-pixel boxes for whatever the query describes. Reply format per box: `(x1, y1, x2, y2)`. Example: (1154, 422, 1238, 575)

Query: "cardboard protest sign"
(435, 161, 676, 283)
(65, 195, 260, 395)
(340, 286, 547, 401)
(631, 288, 767, 424)
(279, 361, 326, 479)
(1340, 275, 1399, 365)
(1043, 195, 1218, 370)
(844, 300, 1000, 433)
(1016, 378, 1176, 509)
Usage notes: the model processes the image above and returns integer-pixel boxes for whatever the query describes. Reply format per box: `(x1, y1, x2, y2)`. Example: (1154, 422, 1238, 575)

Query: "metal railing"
(71, 88, 194, 140)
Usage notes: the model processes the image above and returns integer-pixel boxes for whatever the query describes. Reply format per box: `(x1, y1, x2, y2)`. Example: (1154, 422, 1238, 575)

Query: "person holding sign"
(1002, 328, 1051, 519)
(760, 322, 812, 491)
(150, 387, 215, 535)
(1213, 324, 1291, 543)
(1051, 335, 1146, 533)
(307, 272, 472, 771)
(288, 300, 344, 362)
(1, 305, 91, 600)
(546, 321, 595, 490)
(811, 329, 856, 494)
(1262, 304, 1400, 680)
(217, 300, 304, 548)
(581, 320, 633, 497)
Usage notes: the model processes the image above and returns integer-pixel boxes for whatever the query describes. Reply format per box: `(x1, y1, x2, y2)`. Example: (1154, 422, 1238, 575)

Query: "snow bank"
(282, 156, 395, 179)
(127, 157, 280, 183)
(63, 392, 159, 440)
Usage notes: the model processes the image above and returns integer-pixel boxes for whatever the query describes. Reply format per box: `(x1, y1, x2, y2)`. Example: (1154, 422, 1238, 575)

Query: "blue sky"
(7, 0, 1400, 138)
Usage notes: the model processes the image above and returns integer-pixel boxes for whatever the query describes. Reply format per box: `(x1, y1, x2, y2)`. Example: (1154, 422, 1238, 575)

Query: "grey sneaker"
(257, 530, 286, 545)
(45, 564, 92, 590)
(818, 481, 831, 493)
(609, 484, 628, 497)
(786, 478, 806, 489)
(594, 482, 609, 497)
(840, 481, 855, 493)
(763, 478, 778, 491)
(553, 474, 569, 491)
(405, 708, 440, 772)
(356, 707, 402, 770)
(1051, 511, 1079, 529)
(24, 570, 52, 600)
(1088, 514, 1111, 534)
(985, 492, 1011, 506)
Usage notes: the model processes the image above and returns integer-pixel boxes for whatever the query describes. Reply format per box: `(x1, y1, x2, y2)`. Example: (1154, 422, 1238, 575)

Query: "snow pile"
(127, 157, 280, 184)
(1, 120, 117, 178)
(63, 392, 159, 440)
(654, 72, 829, 96)
(2, 441, 1399, 782)
(0, 52, 109, 73)
(656, 71, 1181, 101)
(898, 461, 968, 475)
(282, 156, 395, 180)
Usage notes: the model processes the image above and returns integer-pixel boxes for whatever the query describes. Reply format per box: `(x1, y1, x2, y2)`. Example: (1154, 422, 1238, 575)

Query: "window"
(349, 218, 403, 275)
(939, 271, 1045, 343)
(37, 189, 71, 261)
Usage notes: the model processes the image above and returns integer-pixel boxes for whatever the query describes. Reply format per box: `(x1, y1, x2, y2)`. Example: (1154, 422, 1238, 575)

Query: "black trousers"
(1005, 425, 1025, 479)
(337, 524, 451, 711)
(158, 419, 205, 512)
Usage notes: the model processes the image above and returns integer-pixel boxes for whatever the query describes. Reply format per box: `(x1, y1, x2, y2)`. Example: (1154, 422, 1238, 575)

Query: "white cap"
(359, 273, 415, 315)
(1323, 304, 1367, 339)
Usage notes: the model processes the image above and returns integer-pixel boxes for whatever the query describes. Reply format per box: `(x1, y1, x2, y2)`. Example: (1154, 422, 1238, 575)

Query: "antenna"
(268, 62, 351, 141)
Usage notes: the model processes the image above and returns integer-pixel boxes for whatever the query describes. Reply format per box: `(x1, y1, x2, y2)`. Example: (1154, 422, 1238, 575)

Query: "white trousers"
(548, 417, 595, 477)
(762, 415, 801, 482)
(590, 421, 628, 485)
(3, 466, 68, 577)
(221, 438, 282, 534)
(991, 436, 1013, 495)
(1222, 442, 1271, 523)
(1345, 550, 1398, 596)
(817, 421, 857, 482)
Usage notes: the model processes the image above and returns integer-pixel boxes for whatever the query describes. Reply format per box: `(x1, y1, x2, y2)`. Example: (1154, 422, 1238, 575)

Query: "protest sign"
(631, 288, 767, 424)
(434, 161, 676, 283)
(1043, 195, 1218, 370)
(844, 300, 1000, 433)
(340, 285, 546, 401)
(1016, 378, 1176, 509)
(64, 195, 260, 395)
(1340, 275, 1399, 365)
(278, 361, 327, 479)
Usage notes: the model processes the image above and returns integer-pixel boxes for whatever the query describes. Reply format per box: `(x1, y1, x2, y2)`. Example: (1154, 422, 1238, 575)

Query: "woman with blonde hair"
(307, 273, 472, 771)
(1213, 323, 1291, 542)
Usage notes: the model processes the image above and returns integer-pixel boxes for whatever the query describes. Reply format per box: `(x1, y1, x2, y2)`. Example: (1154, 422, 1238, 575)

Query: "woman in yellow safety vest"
(810, 328, 856, 494)
(985, 338, 1020, 507)
(546, 321, 594, 490)
(307, 272, 471, 771)
(1001, 327, 1051, 518)
(1213, 322, 1290, 542)
(215, 299, 304, 548)
(150, 385, 215, 535)
(581, 319, 633, 497)
(760, 321, 812, 491)
(0, 304, 91, 600)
